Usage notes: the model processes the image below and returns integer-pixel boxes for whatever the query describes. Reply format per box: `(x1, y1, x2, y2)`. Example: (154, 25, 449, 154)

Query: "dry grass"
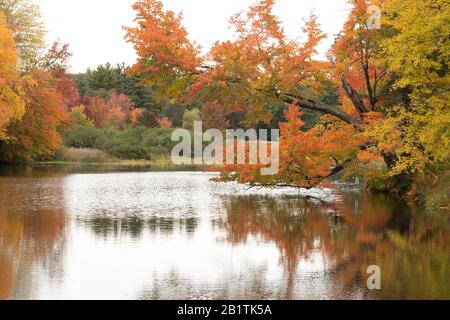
(64, 148, 117, 163)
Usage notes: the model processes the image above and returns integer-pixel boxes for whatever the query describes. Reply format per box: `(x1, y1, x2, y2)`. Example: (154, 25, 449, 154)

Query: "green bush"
(64, 126, 178, 160)
(64, 125, 101, 148)
(109, 145, 148, 160)
(182, 109, 201, 131)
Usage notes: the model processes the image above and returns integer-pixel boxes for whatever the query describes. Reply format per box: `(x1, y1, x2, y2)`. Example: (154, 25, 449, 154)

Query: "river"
(0, 166, 448, 300)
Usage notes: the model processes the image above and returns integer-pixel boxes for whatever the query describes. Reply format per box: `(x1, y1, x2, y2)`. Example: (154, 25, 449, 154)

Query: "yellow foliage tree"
(363, 0, 450, 199)
(0, 13, 24, 140)
(0, 0, 46, 70)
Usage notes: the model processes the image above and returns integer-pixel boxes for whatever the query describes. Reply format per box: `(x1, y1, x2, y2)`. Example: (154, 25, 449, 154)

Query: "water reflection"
(80, 216, 199, 239)
(219, 192, 449, 299)
(0, 169, 448, 300)
(0, 177, 66, 300)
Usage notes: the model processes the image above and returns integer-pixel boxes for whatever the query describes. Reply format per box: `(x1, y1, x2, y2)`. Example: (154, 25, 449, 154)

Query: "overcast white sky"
(36, 0, 351, 73)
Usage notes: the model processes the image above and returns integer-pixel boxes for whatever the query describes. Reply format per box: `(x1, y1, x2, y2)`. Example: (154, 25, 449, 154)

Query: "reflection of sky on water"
(52, 172, 334, 300)
(1, 170, 448, 300)
(63, 172, 338, 219)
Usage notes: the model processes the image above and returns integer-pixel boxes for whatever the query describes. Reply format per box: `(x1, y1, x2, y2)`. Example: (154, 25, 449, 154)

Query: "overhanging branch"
(282, 93, 362, 126)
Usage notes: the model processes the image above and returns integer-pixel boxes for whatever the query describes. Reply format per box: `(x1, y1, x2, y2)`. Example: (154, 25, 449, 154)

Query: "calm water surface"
(0, 166, 448, 300)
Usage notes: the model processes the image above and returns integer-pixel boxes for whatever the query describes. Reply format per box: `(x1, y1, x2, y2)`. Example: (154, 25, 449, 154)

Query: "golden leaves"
(0, 14, 24, 140)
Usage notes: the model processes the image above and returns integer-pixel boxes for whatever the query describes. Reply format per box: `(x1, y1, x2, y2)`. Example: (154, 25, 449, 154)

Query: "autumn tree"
(0, 0, 46, 70)
(40, 40, 80, 109)
(55, 70, 80, 109)
(367, 0, 449, 198)
(104, 93, 133, 128)
(125, 0, 369, 183)
(77, 92, 135, 129)
(0, 70, 68, 162)
(328, 0, 449, 198)
(201, 101, 228, 130)
(116, 0, 450, 199)
(0, 13, 24, 140)
(69, 105, 94, 128)
(82, 97, 110, 128)
(125, 0, 202, 103)
(0, 4, 72, 162)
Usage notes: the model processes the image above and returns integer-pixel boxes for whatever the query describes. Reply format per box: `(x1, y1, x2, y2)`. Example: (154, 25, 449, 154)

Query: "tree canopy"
(0, 0, 45, 70)
(0, 0, 447, 203)
(0, 13, 24, 140)
(125, 0, 449, 200)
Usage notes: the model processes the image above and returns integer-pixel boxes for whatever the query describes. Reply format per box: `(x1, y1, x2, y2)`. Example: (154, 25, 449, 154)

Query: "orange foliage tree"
(54, 69, 80, 109)
(125, 0, 202, 103)
(81, 93, 134, 128)
(0, 14, 24, 140)
(83, 97, 110, 128)
(201, 101, 228, 130)
(0, 39, 72, 162)
(125, 0, 396, 188)
(0, 71, 68, 162)
(104, 93, 133, 128)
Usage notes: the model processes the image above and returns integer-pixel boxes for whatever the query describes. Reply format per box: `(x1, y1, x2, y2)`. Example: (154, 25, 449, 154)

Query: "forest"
(0, 0, 448, 206)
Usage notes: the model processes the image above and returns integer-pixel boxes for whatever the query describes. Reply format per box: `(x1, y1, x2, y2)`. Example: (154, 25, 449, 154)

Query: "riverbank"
(33, 158, 214, 171)
(0, 162, 213, 177)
